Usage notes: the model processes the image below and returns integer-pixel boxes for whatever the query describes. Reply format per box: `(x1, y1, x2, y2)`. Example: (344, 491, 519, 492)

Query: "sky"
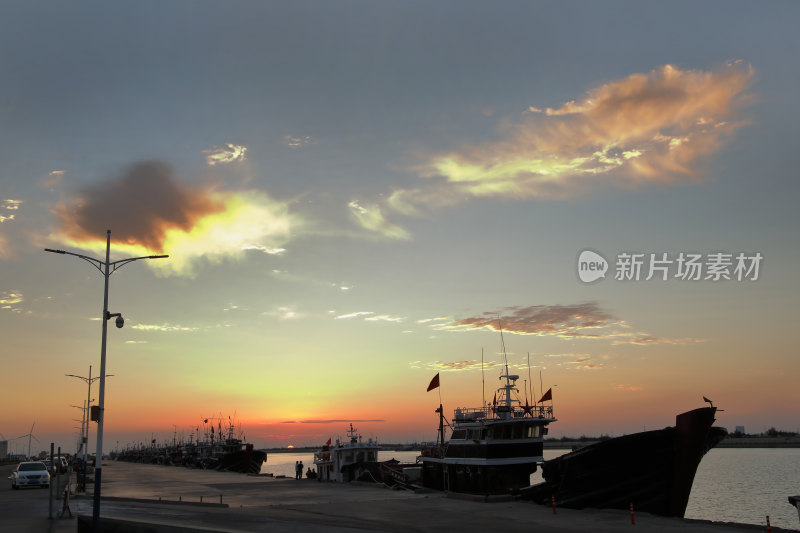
(1, 1, 799, 455)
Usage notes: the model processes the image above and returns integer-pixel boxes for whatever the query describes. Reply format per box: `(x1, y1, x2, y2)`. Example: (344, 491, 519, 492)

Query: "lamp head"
(115, 315, 124, 328)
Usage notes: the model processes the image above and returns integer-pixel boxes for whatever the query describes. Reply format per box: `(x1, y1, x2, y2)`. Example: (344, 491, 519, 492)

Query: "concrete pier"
(1, 461, 792, 532)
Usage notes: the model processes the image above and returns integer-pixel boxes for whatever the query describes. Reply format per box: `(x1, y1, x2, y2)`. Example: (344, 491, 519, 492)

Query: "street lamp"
(66, 365, 112, 492)
(45, 229, 167, 531)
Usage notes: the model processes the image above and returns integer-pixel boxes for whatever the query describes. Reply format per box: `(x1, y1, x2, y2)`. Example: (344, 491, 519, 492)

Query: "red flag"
(492, 392, 497, 406)
(325, 438, 331, 446)
(538, 388, 552, 403)
(426, 373, 440, 392)
(151, 439, 156, 444)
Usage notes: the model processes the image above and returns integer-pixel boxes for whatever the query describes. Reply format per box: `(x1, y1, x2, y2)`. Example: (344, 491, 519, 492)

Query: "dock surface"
(1, 461, 791, 532)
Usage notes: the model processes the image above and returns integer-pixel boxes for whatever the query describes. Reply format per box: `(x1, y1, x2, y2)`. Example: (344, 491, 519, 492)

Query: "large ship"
(418, 367, 556, 494)
(521, 403, 727, 517)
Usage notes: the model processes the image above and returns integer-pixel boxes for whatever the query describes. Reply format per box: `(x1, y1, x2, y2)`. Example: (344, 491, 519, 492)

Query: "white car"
(9, 461, 50, 489)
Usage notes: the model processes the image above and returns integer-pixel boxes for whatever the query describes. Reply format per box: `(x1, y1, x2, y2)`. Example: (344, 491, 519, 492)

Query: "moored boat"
(521, 404, 727, 517)
(115, 416, 266, 474)
(789, 495, 800, 525)
(418, 368, 556, 494)
(313, 423, 381, 482)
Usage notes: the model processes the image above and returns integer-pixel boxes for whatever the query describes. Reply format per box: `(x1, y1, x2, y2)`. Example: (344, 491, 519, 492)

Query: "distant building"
(735, 426, 745, 435)
(0, 440, 7, 460)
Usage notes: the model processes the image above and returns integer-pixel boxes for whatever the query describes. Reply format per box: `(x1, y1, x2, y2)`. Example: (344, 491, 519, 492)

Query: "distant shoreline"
(262, 435, 800, 454)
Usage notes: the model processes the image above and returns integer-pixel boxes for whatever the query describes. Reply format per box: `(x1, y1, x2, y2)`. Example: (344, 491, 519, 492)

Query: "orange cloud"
(385, 63, 754, 218)
(438, 304, 703, 347)
(51, 161, 300, 276)
(55, 162, 223, 252)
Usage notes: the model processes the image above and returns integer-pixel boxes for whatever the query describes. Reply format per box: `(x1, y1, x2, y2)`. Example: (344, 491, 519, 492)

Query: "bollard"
(630, 503, 635, 525)
(551, 495, 557, 514)
(766, 515, 771, 533)
(220, 494, 223, 504)
(200, 495, 203, 503)
(179, 495, 182, 502)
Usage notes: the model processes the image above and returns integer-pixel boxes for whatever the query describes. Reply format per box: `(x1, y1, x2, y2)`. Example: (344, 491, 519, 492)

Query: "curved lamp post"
(45, 230, 167, 531)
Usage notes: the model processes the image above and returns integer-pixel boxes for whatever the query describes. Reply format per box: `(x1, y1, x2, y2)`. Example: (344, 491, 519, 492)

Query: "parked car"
(9, 461, 50, 489)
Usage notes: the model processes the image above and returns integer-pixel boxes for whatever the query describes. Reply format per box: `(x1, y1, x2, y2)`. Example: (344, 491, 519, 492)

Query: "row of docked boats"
(110, 347, 725, 517)
(114, 419, 266, 474)
(312, 362, 726, 518)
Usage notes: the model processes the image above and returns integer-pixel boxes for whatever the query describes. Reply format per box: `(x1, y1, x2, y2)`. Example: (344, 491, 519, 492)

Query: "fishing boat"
(313, 423, 381, 483)
(418, 366, 556, 494)
(116, 417, 266, 474)
(521, 403, 727, 517)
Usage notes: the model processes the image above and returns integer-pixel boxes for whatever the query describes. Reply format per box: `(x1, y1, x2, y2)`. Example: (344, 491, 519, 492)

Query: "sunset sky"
(2, 1, 798, 454)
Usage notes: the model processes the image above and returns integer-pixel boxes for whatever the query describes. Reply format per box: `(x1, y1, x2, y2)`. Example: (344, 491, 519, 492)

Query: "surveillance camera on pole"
(106, 312, 124, 329)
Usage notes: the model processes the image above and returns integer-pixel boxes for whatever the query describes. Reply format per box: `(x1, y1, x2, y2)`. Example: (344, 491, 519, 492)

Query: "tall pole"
(45, 230, 167, 532)
(93, 230, 111, 528)
(84, 366, 91, 490)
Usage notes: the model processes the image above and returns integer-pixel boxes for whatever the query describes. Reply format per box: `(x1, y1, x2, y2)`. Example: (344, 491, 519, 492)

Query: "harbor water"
(262, 447, 800, 530)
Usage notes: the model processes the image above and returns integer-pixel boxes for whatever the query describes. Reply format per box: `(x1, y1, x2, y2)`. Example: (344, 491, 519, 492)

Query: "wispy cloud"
(1, 199, 21, 222)
(348, 200, 410, 240)
(284, 135, 315, 148)
(436, 304, 703, 346)
(444, 303, 619, 338)
(564, 356, 606, 370)
(131, 323, 200, 332)
(241, 244, 286, 255)
(335, 311, 374, 320)
(0, 290, 23, 312)
(202, 143, 247, 165)
(610, 333, 706, 346)
(543, 352, 607, 370)
(615, 384, 644, 392)
(39, 171, 65, 191)
(334, 311, 405, 323)
(263, 306, 305, 320)
(417, 317, 449, 324)
(51, 161, 301, 276)
(410, 360, 503, 372)
(365, 314, 405, 323)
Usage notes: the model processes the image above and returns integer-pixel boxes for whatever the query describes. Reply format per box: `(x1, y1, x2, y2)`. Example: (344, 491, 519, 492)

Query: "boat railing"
(453, 407, 491, 421)
(454, 405, 555, 420)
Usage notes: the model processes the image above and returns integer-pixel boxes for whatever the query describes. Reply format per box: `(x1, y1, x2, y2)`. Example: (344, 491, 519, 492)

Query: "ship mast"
(497, 318, 519, 419)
